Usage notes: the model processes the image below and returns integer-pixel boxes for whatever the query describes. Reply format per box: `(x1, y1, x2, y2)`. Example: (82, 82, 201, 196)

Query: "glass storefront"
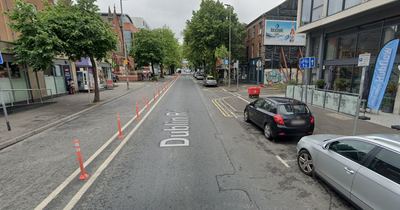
(356, 29, 380, 57)
(338, 34, 357, 59)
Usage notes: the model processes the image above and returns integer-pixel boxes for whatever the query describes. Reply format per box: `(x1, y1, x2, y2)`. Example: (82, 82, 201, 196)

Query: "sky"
(95, 0, 286, 44)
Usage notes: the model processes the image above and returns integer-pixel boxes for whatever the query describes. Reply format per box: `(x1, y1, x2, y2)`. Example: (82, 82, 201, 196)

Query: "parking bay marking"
(212, 98, 232, 117)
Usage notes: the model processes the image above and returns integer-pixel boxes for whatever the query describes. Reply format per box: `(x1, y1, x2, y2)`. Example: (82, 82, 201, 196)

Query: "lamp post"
(225, 3, 231, 88)
(120, 0, 129, 90)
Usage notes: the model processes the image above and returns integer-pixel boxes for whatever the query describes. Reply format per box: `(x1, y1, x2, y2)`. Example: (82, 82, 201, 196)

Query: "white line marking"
(276, 155, 290, 168)
(63, 78, 173, 210)
(35, 79, 177, 210)
(237, 96, 250, 104)
(221, 88, 227, 92)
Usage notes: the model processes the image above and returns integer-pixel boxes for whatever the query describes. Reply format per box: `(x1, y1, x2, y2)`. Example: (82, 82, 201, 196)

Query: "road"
(0, 73, 358, 209)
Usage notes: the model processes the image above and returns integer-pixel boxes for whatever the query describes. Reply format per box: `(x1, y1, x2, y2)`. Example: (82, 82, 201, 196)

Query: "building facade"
(297, 0, 400, 113)
(130, 17, 151, 31)
(243, 0, 305, 85)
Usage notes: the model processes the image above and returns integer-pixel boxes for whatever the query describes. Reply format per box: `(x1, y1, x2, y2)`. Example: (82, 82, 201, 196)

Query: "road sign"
(225, 60, 229, 65)
(358, 53, 371, 67)
(123, 60, 128, 65)
(300, 57, 315, 69)
(0, 51, 3, 64)
(256, 60, 262, 67)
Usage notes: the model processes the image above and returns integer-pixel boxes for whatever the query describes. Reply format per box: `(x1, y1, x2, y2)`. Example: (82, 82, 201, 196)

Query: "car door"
(315, 139, 375, 199)
(351, 148, 400, 210)
(259, 100, 275, 126)
(248, 99, 265, 127)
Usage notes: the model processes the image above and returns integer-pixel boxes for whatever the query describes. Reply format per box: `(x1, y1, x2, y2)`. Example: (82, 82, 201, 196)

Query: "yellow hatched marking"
(212, 98, 232, 117)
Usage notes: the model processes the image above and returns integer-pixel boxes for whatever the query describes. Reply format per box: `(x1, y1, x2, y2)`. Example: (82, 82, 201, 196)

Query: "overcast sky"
(95, 0, 285, 43)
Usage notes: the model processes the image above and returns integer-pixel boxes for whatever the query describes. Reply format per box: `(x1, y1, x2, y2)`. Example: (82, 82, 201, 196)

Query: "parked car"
(244, 97, 314, 140)
(195, 73, 204, 80)
(203, 77, 217, 87)
(297, 134, 400, 210)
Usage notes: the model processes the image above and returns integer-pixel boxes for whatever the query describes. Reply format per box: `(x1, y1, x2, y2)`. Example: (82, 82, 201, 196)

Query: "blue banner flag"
(367, 39, 399, 110)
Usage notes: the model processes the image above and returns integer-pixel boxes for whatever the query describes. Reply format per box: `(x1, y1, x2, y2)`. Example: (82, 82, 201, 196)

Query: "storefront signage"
(264, 21, 306, 46)
(367, 39, 399, 110)
(358, 53, 371, 67)
(107, 80, 113, 88)
(0, 51, 3, 64)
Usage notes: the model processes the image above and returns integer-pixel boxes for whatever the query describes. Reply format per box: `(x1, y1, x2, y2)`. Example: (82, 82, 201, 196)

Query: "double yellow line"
(212, 98, 232, 117)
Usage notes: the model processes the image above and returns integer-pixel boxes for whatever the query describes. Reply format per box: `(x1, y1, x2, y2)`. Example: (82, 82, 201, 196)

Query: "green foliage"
(333, 78, 349, 91)
(385, 82, 399, 95)
(183, 0, 246, 75)
(289, 80, 298, 85)
(129, 28, 163, 74)
(277, 84, 287, 89)
(156, 26, 181, 75)
(315, 79, 326, 89)
(215, 45, 228, 59)
(151, 77, 158, 81)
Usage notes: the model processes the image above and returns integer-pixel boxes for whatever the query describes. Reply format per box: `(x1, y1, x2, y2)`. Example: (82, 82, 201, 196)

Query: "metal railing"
(0, 88, 54, 107)
(286, 85, 359, 116)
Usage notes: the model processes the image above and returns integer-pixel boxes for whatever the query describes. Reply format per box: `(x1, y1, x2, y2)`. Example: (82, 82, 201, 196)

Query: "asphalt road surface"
(0, 74, 355, 210)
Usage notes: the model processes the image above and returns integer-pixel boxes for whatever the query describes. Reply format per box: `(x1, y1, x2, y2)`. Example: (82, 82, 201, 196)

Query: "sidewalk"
(0, 81, 147, 150)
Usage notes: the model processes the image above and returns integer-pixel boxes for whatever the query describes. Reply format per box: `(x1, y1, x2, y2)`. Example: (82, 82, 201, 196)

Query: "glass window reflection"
(357, 29, 380, 57)
(328, 0, 343, 16)
(338, 34, 357, 59)
(345, 0, 362, 9)
(301, 0, 312, 26)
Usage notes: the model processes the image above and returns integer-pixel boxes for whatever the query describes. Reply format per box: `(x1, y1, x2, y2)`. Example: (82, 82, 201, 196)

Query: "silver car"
(297, 134, 400, 210)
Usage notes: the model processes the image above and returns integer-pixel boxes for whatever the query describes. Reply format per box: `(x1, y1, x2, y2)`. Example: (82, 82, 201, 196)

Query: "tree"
(182, 0, 246, 76)
(44, 0, 118, 102)
(5, 0, 118, 102)
(158, 26, 181, 76)
(129, 29, 163, 76)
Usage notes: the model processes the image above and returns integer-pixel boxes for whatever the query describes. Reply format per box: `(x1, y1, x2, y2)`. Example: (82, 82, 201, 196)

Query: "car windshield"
(278, 104, 310, 115)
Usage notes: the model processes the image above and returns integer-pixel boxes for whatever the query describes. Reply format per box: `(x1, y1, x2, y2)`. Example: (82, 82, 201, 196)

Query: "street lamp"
(120, 0, 129, 90)
(225, 3, 231, 88)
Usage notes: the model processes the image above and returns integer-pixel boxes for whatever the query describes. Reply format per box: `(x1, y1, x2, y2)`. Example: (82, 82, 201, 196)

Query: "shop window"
(55, 65, 63, 77)
(328, 0, 344, 16)
(312, 0, 324, 22)
(333, 66, 353, 92)
(1, 62, 21, 79)
(357, 29, 380, 57)
(338, 34, 356, 59)
(344, 0, 362, 10)
(0, 63, 7, 78)
(382, 25, 400, 53)
(44, 68, 54, 76)
(301, 0, 312, 26)
(325, 38, 338, 60)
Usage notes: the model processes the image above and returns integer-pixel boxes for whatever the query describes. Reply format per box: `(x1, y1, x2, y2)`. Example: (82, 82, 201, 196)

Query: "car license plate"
(292, 120, 305, 125)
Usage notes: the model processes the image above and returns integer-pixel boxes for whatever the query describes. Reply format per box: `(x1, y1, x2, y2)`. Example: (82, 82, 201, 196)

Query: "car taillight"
(274, 114, 285, 125)
(311, 114, 314, 124)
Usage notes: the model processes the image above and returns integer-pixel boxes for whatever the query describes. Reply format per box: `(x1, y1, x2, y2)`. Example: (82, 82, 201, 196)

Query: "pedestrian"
(68, 78, 75, 94)
(148, 73, 151, 80)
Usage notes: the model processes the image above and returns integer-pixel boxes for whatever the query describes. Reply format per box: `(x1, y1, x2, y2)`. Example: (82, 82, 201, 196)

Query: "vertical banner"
(367, 39, 399, 110)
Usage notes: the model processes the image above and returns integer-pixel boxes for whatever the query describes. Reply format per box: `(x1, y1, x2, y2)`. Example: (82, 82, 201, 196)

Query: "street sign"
(256, 60, 262, 67)
(300, 57, 315, 69)
(0, 51, 3, 64)
(123, 60, 128, 65)
(358, 53, 371, 67)
(225, 60, 229, 65)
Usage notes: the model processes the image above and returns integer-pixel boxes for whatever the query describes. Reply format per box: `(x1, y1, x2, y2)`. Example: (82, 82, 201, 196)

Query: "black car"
(244, 97, 314, 140)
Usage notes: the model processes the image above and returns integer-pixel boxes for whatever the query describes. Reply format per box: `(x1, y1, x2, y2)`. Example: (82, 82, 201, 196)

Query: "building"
(297, 0, 400, 114)
(243, 0, 305, 85)
(0, 0, 74, 104)
(130, 17, 151, 31)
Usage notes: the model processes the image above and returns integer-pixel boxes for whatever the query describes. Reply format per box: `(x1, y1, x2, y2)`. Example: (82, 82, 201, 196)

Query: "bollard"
(146, 94, 149, 109)
(162, 84, 164, 93)
(116, 113, 124, 138)
(136, 101, 140, 120)
(158, 87, 160, 97)
(153, 89, 156, 102)
(74, 140, 89, 180)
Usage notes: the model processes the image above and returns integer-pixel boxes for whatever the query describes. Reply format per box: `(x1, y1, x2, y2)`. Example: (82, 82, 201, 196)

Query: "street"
(3, 74, 398, 209)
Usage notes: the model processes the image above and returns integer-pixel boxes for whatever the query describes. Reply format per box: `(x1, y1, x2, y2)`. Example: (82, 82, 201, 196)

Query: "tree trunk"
(151, 62, 155, 75)
(160, 63, 164, 78)
(89, 54, 100, 102)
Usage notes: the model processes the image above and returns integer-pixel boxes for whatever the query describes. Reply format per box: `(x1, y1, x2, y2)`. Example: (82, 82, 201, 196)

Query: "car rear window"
(278, 104, 310, 115)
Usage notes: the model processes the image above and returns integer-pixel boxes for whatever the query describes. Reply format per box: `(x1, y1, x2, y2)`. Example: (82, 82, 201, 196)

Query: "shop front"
(248, 58, 263, 84)
(75, 58, 94, 91)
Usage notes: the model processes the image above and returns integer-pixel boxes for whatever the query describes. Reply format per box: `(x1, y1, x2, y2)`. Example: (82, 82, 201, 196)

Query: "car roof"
(261, 97, 304, 105)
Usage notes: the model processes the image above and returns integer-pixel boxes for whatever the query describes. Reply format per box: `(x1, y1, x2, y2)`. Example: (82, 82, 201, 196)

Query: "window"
(329, 140, 375, 163)
(383, 25, 400, 47)
(0, 62, 21, 79)
(248, 29, 250, 40)
(278, 104, 310, 115)
(312, 0, 324, 22)
(252, 44, 254, 58)
(254, 99, 264, 108)
(259, 22, 262, 35)
(262, 100, 274, 112)
(325, 38, 338, 60)
(328, 0, 344, 16)
(252, 26, 255, 38)
(301, 0, 312, 26)
(338, 34, 357, 59)
(258, 42, 261, 57)
(368, 149, 400, 184)
(356, 29, 380, 57)
(344, 0, 362, 9)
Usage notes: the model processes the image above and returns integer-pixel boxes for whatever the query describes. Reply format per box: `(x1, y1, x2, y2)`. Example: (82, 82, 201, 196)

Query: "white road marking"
(276, 155, 290, 168)
(35, 79, 177, 210)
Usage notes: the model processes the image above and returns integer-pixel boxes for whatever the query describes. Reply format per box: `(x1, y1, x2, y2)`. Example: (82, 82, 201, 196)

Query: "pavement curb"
(0, 86, 140, 150)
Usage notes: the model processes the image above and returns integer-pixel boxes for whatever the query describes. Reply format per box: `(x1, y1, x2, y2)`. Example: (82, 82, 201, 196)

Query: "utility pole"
(225, 4, 231, 87)
(120, 0, 129, 90)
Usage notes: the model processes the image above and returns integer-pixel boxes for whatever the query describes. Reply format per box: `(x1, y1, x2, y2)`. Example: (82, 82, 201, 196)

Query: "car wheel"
(244, 110, 250, 122)
(264, 123, 275, 140)
(298, 150, 314, 176)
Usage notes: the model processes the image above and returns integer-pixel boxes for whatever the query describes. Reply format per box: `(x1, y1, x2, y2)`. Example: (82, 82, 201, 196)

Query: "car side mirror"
(250, 102, 255, 106)
(322, 143, 329, 150)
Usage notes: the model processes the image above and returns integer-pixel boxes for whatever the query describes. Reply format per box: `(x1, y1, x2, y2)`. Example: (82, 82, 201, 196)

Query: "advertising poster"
(264, 20, 306, 46)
